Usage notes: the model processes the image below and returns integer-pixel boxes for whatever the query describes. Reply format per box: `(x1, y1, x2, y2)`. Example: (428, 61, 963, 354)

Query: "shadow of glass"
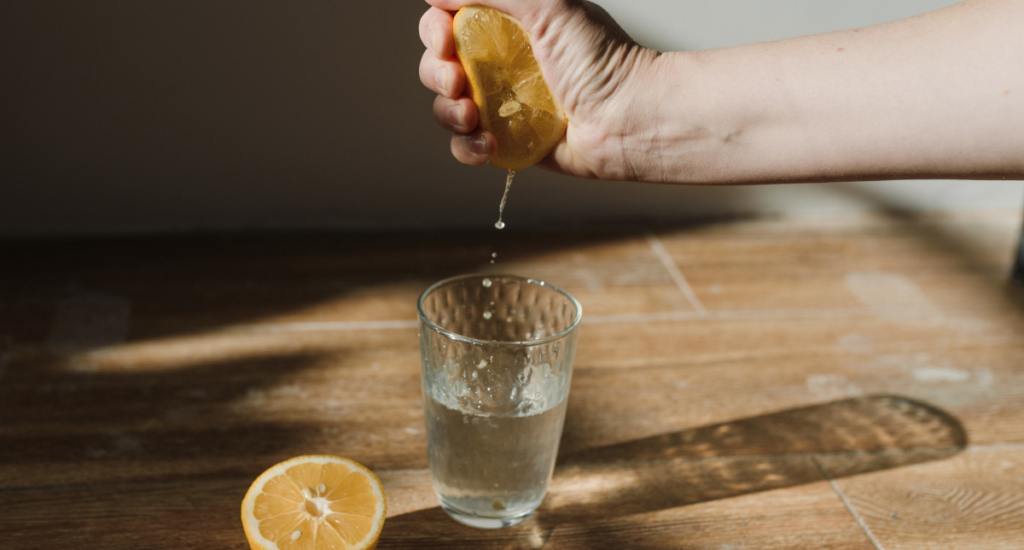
(379, 395, 965, 549)
(548, 395, 964, 521)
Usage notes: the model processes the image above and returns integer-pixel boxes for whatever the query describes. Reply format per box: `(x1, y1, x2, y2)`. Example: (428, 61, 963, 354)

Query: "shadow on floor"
(0, 350, 336, 485)
(828, 183, 1024, 302)
(0, 228, 652, 343)
(379, 394, 965, 549)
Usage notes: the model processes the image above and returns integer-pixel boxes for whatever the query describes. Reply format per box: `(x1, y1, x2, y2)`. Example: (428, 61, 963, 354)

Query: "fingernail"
(446, 104, 463, 127)
(431, 28, 443, 57)
(470, 134, 489, 155)
(434, 67, 448, 96)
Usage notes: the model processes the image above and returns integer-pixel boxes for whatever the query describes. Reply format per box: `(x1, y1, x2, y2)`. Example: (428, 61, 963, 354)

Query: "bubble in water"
(482, 278, 492, 288)
(477, 360, 487, 369)
(483, 311, 492, 320)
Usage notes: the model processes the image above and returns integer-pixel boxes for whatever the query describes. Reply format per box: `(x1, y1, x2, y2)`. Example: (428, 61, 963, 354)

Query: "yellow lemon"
(454, 6, 568, 170)
(241, 455, 386, 550)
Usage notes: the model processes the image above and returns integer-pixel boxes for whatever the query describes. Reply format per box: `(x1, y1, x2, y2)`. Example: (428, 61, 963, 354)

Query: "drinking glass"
(417, 274, 582, 528)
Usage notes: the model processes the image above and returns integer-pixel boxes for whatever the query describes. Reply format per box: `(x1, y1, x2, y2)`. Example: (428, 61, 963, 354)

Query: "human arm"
(419, 0, 1024, 183)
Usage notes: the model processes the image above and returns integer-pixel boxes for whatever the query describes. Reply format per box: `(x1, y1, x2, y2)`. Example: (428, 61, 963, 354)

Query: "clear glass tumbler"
(417, 274, 582, 529)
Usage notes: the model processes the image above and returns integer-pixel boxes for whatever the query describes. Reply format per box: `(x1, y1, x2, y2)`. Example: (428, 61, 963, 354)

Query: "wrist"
(626, 50, 741, 184)
(580, 44, 664, 182)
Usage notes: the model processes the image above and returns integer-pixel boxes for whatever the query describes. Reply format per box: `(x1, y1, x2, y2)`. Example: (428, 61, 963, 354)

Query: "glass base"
(440, 501, 535, 529)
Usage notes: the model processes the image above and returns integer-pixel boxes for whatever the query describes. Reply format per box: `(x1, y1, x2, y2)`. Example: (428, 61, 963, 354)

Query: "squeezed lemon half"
(453, 6, 568, 170)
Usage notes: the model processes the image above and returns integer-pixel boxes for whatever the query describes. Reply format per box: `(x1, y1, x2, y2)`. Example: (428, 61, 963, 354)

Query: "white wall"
(1, 0, 1019, 236)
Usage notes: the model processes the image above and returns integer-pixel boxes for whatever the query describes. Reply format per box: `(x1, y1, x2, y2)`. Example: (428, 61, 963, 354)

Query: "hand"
(418, 0, 660, 180)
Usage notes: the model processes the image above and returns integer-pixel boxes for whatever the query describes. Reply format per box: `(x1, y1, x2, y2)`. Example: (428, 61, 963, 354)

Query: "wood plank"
(2, 217, 1022, 549)
(2, 307, 1021, 487)
(380, 478, 876, 549)
(657, 213, 1024, 315)
(0, 479, 251, 550)
(0, 465, 874, 550)
(0, 230, 687, 346)
(834, 448, 1024, 549)
(0, 328, 427, 488)
(572, 314, 1024, 450)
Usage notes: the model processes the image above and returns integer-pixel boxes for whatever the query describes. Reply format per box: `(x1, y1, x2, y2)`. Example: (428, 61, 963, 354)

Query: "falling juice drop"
(495, 169, 516, 230)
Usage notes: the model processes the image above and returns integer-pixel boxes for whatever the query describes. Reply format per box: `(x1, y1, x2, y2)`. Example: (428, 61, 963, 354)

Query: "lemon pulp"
(454, 6, 567, 170)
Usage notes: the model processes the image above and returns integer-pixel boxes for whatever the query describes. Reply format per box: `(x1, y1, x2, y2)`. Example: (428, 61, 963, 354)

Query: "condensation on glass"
(417, 274, 581, 529)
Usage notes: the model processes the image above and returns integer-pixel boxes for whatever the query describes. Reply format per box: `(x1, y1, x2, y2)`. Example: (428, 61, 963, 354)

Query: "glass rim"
(416, 273, 583, 348)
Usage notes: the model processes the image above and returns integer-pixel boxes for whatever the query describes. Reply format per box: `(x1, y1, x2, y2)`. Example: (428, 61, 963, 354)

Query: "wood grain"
(380, 480, 879, 549)
(835, 448, 1024, 549)
(0, 229, 685, 345)
(2, 213, 1023, 548)
(658, 212, 1023, 315)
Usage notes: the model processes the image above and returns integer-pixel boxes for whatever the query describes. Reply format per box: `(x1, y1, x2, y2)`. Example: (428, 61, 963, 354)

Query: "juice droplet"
(482, 311, 492, 320)
(494, 169, 515, 230)
(482, 278, 492, 288)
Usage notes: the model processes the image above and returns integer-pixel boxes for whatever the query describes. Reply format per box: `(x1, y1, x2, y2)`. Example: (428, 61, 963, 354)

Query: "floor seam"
(813, 457, 886, 550)
(646, 232, 708, 315)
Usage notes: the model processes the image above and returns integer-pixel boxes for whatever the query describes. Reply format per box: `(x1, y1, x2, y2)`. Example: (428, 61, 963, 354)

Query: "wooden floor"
(2, 211, 1023, 549)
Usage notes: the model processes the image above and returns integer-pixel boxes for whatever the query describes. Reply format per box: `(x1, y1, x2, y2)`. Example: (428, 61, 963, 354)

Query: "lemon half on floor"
(454, 6, 568, 170)
(241, 455, 386, 550)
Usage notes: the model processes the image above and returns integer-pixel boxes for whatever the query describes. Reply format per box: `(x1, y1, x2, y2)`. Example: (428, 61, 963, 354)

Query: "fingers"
(433, 95, 478, 134)
(425, 0, 540, 22)
(419, 50, 465, 99)
(451, 130, 496, 166)
(418, 7, 455, 59)
(422, 1, 506, 167)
